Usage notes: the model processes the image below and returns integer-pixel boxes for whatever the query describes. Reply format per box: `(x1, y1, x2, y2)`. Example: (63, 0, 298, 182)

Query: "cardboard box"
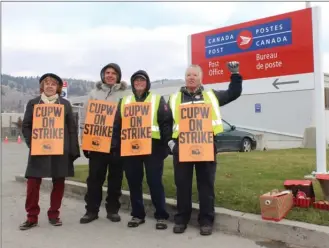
(260, 189, 293, 221)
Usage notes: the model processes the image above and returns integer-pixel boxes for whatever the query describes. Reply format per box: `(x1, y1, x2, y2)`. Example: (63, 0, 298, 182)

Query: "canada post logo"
(205, 18, 292, 59)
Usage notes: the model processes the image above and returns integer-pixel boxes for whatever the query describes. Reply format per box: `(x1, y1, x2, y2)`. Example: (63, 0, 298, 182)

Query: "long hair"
(39, 81, 62, 95)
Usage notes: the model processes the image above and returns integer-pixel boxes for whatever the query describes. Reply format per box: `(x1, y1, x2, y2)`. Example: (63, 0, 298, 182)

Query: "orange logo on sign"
(41, 141, 53, 152)
(130, 140, 142, 154)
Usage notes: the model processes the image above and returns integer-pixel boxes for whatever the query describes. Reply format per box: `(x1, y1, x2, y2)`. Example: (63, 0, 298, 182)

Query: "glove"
(83, 150, 90, 159)
(168, 140, 175, 152)
(227, 61, 239, 74)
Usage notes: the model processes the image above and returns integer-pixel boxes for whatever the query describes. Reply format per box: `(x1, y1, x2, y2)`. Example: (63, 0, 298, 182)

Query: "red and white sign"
(188, 8, 315, 94)
(61, 81, 68, 99)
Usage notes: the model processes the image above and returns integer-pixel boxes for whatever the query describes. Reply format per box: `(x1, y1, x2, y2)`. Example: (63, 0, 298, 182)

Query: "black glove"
(83, 150, 90, 159)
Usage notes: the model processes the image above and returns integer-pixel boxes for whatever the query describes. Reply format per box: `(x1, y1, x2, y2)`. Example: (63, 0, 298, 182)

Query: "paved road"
(1, 142, 293, 248)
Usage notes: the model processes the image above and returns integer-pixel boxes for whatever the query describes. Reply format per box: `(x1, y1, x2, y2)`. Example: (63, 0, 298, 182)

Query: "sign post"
(311, 6, 327, 175)
(188, 6, 327, 174)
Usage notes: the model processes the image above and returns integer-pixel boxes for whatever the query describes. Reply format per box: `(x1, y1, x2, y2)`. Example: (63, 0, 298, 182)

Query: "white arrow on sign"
(240, 36, 251, 45)
(272, 78, 299, 89)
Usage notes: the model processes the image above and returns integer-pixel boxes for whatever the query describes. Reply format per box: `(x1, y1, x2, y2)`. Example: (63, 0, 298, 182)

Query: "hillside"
(1, 74, 183, 113)
(1, 74, 96, 113)
(1, 74, 95, 97)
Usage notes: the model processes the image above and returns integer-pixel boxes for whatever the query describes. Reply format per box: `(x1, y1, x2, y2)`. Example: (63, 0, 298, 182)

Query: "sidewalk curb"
(15, 175, 329, 248)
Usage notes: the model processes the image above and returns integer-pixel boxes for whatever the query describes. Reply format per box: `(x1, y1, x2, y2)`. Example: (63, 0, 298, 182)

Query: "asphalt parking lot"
(1, 142, 292, 248)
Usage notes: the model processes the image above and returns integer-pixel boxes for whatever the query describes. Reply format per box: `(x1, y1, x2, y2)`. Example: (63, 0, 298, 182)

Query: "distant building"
(1, 112, 24, 139)
(69, 75, 329, 150)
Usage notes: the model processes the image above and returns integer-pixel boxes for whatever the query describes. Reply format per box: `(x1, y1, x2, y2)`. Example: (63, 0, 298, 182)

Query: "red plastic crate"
(316, 174, 329, 180)
(313, 201, 329, 211)
(284, 180, 315, 209)
(293, 197, 314, 208)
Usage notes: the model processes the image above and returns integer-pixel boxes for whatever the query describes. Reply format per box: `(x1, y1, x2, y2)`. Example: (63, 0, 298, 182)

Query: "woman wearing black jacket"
(19, 73, 80, 230)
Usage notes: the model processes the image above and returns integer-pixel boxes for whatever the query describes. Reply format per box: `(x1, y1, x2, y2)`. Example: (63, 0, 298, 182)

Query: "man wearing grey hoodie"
(79, 63, 129, 224)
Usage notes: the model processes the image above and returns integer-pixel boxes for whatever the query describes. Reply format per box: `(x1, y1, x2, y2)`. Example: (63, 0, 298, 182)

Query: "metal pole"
(312, 6, 327, 174)
(78, 107, 82, 144)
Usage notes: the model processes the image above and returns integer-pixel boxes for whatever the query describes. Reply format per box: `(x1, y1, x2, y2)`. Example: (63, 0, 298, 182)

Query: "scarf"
(41, 92, 59, 104)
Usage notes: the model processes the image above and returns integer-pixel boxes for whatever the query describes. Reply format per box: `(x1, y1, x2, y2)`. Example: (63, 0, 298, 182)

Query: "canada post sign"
(205, 19, 292, 59)
(190, 8, 314, 85)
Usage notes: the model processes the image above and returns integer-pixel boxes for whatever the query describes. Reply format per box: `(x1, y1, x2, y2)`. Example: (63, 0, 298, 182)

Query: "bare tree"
(12, 117, 23, 131)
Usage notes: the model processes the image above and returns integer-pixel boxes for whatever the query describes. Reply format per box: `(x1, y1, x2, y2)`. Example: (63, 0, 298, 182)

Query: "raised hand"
(227, 61, 239, 74)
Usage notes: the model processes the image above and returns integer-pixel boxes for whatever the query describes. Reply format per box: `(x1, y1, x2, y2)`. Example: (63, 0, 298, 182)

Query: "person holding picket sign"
(115, 70, 172, 230)
(19, 73, 80, 230)
(167, 62, 243, 235)
(79, 63, 129, 224)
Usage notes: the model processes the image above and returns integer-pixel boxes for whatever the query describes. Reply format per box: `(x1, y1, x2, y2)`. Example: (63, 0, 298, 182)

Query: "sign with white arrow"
(203, 73, 314, 95)
(189, 8, 317, 94)
(272, 78, 299, 89)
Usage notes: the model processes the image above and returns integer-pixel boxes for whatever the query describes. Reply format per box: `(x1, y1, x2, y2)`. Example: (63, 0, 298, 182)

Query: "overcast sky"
(2, 1, 329, 82)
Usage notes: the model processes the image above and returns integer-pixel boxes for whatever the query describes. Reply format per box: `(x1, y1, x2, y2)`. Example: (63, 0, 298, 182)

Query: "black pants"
(173, 154, 217, 226)
(124, 154, 169, 220)
(84, 151, 123, 214)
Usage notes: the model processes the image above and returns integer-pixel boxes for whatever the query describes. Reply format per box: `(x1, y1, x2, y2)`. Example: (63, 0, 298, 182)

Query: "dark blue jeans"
(124, 153, 169, 220)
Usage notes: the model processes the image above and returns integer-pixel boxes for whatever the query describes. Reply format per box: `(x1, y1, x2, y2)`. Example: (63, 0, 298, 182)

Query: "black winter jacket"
(22, 96, 80, 178)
